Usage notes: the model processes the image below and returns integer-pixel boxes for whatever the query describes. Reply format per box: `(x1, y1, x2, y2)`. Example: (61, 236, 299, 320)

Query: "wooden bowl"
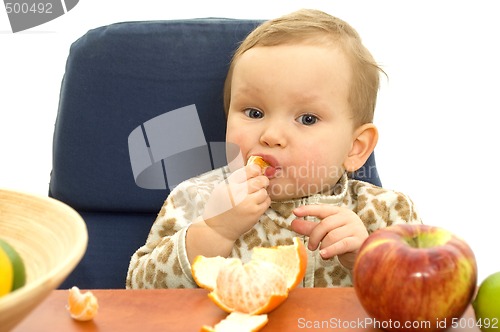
(0, 189, 88, 331)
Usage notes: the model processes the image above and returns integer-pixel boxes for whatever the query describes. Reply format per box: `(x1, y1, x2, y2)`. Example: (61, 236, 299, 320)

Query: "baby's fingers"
(318, 236, 360, 259)
(291, 218, 317, 237)
(226, 164, 262, 184)
(228, 176, 268, 206)
(291, 218, 329, 251)
(247, 175, 269, 193)
(293, 204, 342, 220)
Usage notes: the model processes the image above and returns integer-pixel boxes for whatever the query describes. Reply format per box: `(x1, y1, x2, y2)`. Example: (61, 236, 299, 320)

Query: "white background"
(1, 0, 498, 284)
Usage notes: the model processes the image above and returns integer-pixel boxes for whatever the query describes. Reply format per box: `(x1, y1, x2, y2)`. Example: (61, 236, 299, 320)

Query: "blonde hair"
(223, 9, 384, 126)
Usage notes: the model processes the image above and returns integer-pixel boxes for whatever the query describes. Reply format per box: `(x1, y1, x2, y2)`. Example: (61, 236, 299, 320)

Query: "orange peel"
(252, 237, 308, 290)
(201, 312, 268, 332)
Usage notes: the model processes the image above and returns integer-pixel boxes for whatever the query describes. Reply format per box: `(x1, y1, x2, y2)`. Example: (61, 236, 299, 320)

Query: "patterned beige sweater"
(126, 167, 421, 289)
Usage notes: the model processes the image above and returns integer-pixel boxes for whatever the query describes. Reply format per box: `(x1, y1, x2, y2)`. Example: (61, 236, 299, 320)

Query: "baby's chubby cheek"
(283, 158, 342, 180)
(267, 163, 338, 199)
(225, 132, 251, 156)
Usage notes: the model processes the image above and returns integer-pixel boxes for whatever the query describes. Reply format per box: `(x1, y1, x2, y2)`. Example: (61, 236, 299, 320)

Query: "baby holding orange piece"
(118, 6, 426, 331)
(127, 4, 421, 301)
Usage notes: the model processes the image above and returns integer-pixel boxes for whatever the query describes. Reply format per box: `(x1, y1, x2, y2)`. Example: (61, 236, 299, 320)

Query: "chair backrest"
(49, 19, 381, 289)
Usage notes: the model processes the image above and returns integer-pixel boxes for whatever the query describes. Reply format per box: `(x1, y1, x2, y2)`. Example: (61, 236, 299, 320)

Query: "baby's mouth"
(264, 166, 281, 178)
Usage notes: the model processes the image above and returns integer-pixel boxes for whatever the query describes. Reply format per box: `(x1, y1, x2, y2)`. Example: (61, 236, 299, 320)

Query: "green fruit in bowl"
(473, 272, 500, 332)
(0, 238, 26, 296)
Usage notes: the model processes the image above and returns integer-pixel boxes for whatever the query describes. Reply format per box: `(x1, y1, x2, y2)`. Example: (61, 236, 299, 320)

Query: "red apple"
(353, 224, 477, 332)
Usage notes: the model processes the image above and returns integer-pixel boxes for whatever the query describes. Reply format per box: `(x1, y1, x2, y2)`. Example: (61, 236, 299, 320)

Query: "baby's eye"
(296, 114, 318, 126)
(244, 108, 264, 119)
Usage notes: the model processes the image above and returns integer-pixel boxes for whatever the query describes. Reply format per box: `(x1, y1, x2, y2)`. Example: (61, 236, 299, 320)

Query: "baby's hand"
(291, 205, 368, 270)
(202, 163, 270, 242)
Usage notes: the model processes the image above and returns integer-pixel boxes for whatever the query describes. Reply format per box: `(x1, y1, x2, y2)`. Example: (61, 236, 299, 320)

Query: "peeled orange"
(201, 312, 269, 332)
(67, 286, 99, 321)
(209, 259, 289, 314)
(192, 237, 307, 315)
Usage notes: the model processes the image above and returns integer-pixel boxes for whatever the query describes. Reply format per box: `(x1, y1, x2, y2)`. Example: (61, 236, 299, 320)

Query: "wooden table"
(12, 288, 480, 331)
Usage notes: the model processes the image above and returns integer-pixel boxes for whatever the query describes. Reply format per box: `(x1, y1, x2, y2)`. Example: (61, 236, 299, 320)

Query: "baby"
(126, 9, 421, 289)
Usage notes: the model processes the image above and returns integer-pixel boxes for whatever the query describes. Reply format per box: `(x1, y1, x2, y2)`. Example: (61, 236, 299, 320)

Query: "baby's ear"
(343, 124, 379, 172)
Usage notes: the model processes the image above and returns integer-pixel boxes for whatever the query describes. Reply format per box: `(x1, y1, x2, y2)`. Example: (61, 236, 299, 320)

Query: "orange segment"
(201, 312, 269, 332)
(67, 286, 99, 321)
(191, 237, 307, 315)
(247, 156, 270, 173)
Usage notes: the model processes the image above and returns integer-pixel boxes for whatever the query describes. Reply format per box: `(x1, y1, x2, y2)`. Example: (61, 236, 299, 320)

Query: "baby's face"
(226, 43, 356, 200)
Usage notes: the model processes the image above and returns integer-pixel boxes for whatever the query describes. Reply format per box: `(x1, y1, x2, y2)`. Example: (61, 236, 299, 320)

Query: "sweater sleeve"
(348, 180, 423, 234)
(126, 169, 223, 289)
